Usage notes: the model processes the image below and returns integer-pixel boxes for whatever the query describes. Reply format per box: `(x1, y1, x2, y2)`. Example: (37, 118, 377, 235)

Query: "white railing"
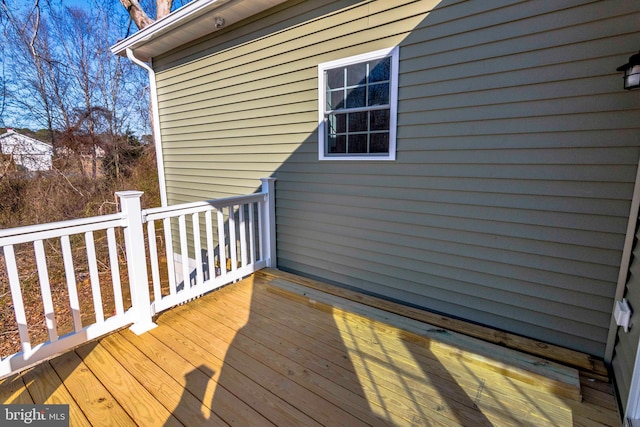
(144, 178, 276, 313)
(0, 178, 276, 377)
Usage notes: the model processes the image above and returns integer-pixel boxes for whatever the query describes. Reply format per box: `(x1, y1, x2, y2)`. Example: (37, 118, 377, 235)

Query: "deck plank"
(22, 361, 91, 426)
(150, 309, 325, 427)
(219, 276, 575, 426)
(182, 285, 466, 427)
(568, 376, 621, 426)
(205, 281, 480, 424)
(48, 350, 135, 426)
(98, 333, 230, 427)
(259, 269, 609, 378)
(0, 373, 33, 404)
(75, 341, 182, 427)
(160, 302, 373, 426)
(117, 328, 268, 427)
(268, 277, 582, 401)
(0, 271, 621, 426)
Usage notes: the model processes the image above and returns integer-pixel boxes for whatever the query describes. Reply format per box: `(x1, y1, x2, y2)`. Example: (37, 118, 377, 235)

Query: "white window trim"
(317, 46, 399, 161)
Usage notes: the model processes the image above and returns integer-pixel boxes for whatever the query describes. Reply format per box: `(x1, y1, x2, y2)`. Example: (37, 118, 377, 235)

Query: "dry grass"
(0, 147, 160, 359)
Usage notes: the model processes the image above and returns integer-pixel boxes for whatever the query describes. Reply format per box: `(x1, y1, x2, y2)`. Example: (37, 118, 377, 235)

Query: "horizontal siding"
(153, 0, 640, 356)
(277, 254, 606, 354)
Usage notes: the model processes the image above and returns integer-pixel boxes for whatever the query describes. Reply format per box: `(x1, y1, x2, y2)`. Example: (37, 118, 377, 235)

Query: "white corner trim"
(605, 155, 640, 363)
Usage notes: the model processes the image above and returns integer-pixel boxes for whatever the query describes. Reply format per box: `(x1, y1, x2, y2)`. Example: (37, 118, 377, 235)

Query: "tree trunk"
(119, 0, 174, 30)
(119, 0, 154, 30)
(156, 0, 173, 21)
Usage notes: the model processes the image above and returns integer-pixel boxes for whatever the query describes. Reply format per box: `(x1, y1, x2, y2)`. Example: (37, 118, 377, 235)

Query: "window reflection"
(324, 55, 392, 156)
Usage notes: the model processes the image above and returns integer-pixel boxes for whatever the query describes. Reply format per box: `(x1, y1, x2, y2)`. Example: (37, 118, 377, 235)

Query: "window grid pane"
(325, 57, 391, 113)
(326, 108, 390, 155)
(322, 51, 394, 157)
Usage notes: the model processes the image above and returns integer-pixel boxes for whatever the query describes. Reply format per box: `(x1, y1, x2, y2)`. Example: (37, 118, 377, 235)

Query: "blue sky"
(0, 0, 149, 133)
(63, 0, 90, 8)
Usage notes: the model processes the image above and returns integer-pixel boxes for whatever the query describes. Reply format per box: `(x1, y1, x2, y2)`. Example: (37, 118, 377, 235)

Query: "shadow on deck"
(0, 269, 620, 426)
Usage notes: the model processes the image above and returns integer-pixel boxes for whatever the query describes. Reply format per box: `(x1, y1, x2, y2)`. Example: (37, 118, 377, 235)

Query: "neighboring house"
(0, 129, 53, 172)
(57, 144, 106, 176)
(112, 0, 640, 420)
(57, 145, 106, 159)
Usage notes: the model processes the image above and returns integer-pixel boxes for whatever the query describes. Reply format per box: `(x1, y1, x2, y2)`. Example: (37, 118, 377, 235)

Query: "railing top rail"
(0, 212, 126, 243)
(143, 192, 266, 222)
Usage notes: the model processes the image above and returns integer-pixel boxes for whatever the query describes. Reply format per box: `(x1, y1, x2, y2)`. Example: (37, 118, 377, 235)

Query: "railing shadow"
(172, 275, 392, 425)
(168, 273, 494, 425)
(164, 366, 214, 427)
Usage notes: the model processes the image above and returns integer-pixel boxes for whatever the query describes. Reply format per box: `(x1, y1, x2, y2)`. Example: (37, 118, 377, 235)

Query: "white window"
(318, 47, 399, 160)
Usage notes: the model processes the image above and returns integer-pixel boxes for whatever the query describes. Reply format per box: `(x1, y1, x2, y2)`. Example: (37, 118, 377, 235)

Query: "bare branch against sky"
(0, 0, 193, 134)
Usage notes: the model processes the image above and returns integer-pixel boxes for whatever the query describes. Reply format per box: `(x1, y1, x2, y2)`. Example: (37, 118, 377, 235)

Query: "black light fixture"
(617, 51, 640, 90)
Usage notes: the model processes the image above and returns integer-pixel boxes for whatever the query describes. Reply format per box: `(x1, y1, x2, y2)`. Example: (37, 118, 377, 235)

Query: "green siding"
(153, 0, 640, 357)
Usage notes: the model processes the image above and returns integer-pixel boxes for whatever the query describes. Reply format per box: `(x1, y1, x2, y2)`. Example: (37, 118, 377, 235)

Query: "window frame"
(317, 47, 399, 161)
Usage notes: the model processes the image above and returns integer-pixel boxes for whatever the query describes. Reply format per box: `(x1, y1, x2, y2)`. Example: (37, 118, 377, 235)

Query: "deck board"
(164, 302, 370, 426)
(211, 279, 483, 426)
(0, 270, 620, 426)
(75, 342, 182, 426)
(118, 328, 268, 427)
(0, 373, 33, 405)
(267, 278, 582, 401)
(150, 315, 322, 427)
(48, 350, 135, 426)
(23, 361, 91, 426)
(229, 278, 571, 426)
(258, 269, 610, 378)
(184, 282, 446, 426)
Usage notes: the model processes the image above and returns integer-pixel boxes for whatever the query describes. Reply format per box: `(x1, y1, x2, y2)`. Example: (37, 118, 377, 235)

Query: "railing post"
(261, 177, 277, 268)
(117, 191, 157, 334)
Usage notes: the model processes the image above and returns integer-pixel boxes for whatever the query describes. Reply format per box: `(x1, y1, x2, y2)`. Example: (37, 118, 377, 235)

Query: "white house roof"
(0, 129, 54, 171)
(110, 0, 287, 61)
(0, 129, 53, 149)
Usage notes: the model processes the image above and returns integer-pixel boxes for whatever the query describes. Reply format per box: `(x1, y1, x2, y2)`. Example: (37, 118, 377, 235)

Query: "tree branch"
(156, 0, 173, 21)
(28, 0, 40, 58)
(119, 0, 154, 30)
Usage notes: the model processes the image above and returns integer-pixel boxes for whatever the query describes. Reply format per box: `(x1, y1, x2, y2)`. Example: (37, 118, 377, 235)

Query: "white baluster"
(4, 245, 31, 353)
(34, 240, 57, 342)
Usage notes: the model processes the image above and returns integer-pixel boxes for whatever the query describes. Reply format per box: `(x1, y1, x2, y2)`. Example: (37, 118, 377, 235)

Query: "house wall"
(152, 0, 640, 357)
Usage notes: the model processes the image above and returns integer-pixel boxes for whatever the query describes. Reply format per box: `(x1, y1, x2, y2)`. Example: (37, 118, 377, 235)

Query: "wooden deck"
(0, 269, 620, 426)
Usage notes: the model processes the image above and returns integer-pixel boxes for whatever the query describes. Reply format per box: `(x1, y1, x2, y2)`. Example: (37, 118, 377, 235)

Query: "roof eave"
(110, 0, 287, 62)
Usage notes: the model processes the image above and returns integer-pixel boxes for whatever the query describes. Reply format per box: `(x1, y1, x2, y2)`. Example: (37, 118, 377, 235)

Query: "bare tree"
(50, 5, 114, 178)
(0, 1, 153, 179)
(1, 1, 69, 145)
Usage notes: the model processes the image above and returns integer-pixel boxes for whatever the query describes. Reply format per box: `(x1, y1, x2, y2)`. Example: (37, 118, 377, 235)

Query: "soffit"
(111, 0, 287, 61)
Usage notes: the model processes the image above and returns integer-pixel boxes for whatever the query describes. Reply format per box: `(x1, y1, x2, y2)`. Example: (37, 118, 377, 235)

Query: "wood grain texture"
(48, 351, 135, 426)
(0, 373, 33, 404)
(22, 362, 91, 426)
(258, 268, 608, 377)
(75, 342, 182, 427)
(0, 272, 620, 426)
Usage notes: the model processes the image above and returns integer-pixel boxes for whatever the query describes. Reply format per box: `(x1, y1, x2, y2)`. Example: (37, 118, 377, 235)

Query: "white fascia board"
(111, 0, 228, 58)
(111, 0, 287, 61)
